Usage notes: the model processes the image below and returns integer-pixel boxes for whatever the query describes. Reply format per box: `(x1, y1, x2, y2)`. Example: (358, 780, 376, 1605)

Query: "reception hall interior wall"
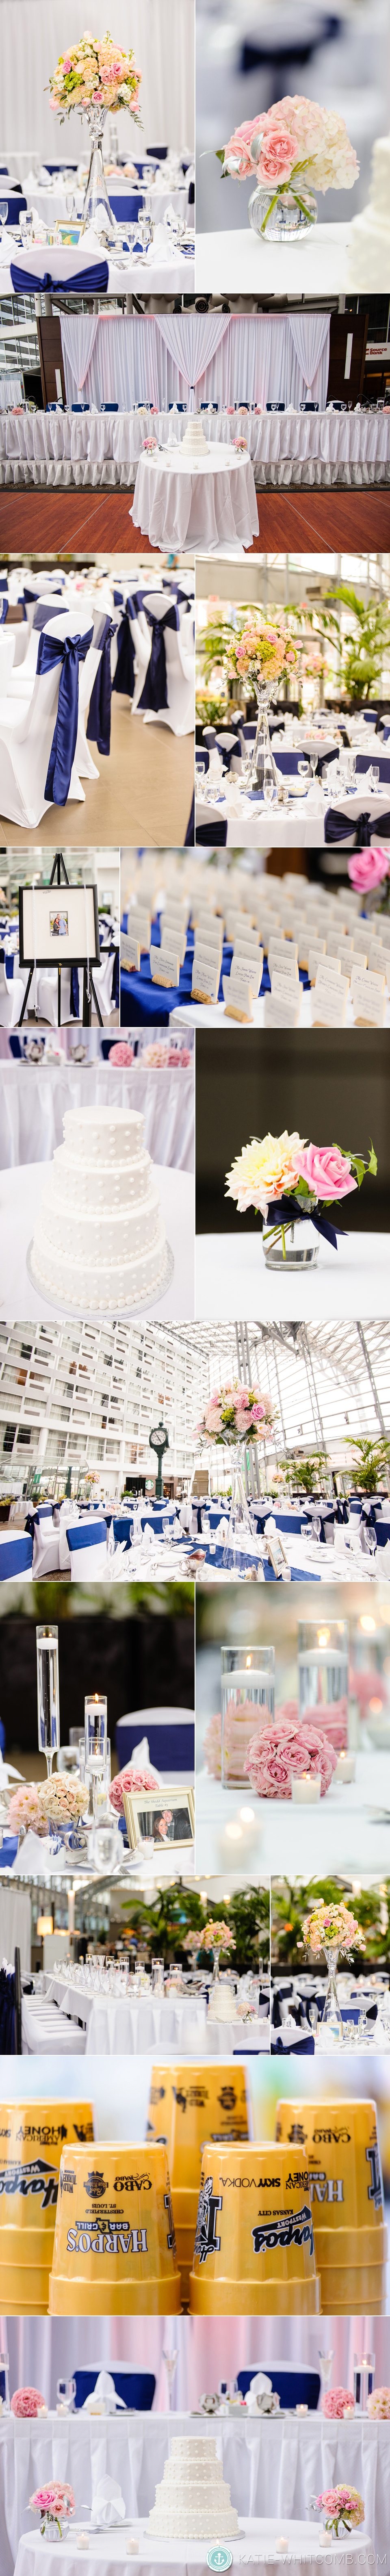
(60, 311, 331, 413)
(5, 2312, 390, 2402)
(0, 0, 194, 161)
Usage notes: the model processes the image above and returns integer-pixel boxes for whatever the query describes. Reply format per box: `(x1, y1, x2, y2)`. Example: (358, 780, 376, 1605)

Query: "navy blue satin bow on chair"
(0, 598, 8, 625)
(112, 613, 136, 699)
(36, 626, 93, 804)
(86, 615, 116, 756)
(110, 947, 120, 1007)
(185, 789, 195, 847)
(139, 602, 180, 715)
(196, 817, 228, 845)
(11, 258, 109, 295)
(324, 808, 372, 845)
(336, 1499, 349, 1524)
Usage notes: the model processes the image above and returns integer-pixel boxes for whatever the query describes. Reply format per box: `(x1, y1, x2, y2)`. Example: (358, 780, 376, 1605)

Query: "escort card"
(161, 922, 186, 967)
(264, 988, 301, 1027)
(269, 936, 298, 973)
(351, 927, 369, 958)
(335, 940, 355, 979)
(226, 909, 258, 943)
(126, 908, 151, 951)
(223, 964, 254, 1022)
(191, 954, 221, 1005)
(368, 940, 390, 978)
(150, 942, 180, 988)
(350, 962, 387, 1024)
(233, 944, 263, 998)
(193, 939, 222, 978)
(232, 927, 262, 959)
(312, 964, 349, 1026)
(307, 941, 327, 983)
(325, 929, 350, 959)
(121, 934, 141, 974)
(271, 952, 299, 989)
(197, 910, 225, 945)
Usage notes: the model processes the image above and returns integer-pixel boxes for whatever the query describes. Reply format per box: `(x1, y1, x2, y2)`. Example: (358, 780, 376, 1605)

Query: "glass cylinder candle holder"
(36, 1624, 60, 1777)
(298, 1621, 349, 1730)
(353, 2350, 375, 2409)
(84, 1694, 107, 1824)
(0, 2350, 10, 2412)
(221, 1645, 275, 1787)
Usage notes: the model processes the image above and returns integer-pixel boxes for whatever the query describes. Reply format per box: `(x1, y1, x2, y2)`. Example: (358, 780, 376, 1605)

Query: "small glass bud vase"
(221, 1644, 275, 1786)
(262, 1217, 318, 1269)
(248, 182, 318, 243)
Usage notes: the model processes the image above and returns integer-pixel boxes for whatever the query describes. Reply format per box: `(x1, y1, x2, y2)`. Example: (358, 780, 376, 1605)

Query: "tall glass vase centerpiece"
(224, 621, 298, 800)
(48, 32, 143, 241)
(217, 96, 359, 246)
(225, 1133, 377, 1271)
(193, 1379, 275, 1573)
(300, 1899, 366, 2043)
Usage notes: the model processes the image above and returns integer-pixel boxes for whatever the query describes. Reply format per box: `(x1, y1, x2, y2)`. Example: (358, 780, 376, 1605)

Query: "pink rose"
(348, 848, 389, 892)
(258, 124, 295, 184)
(294, 1142, 358, 1201)
(322, 2389, 355, 2420)
(244, 1716, 337, 1799)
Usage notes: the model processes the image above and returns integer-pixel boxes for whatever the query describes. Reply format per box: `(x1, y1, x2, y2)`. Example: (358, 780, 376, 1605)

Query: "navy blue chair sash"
(196, 817, 227, 845)
(36, 626, 93, 804)
(112, 614, 136, 699)
(185, 789, 195, 846)
(11, 260, 109, 295)
(86, 615, 115, 756)
(139, 601, 180, 715)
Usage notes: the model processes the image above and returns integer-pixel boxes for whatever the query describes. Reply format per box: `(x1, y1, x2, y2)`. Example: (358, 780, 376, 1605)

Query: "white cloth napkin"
(84, 2372, 125, 2416)
(91, 2477, 126, 2528)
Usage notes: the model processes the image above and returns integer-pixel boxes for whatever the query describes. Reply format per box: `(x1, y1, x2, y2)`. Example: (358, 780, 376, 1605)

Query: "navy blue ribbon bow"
(139, 601, 179, 714)
(265, 1193, 347, 1251)
(36, 626, 93, 804)
(11, 258, 109, 295)
(86, 615, 115, 756)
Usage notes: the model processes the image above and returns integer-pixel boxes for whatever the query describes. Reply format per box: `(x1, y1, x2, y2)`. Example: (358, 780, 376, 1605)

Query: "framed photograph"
(19, 882, 100, 969)
(123, 1783, 195, 1853)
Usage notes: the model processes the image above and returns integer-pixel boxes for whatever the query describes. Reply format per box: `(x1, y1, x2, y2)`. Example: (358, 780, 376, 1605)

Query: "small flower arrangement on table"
(29, 2481, 75, 2540)
(367, 2386, 390, 2417)
(11, 2387, 47, 2418)
(321, 2388, 355, 2420)
(217, 95, 358, 238)
(143, 435, 158, 455)
(6, 1783, 48, 1840)
(301, 1900, 366, 1958)
(244, 1715, 337, 1800)
(317, 2485, 364, 2538)
(225, 1128, 377, 1264)
(109, 1764, 158, 1816)
(233, 434, 247, 453)
(348, 847, 390, 898)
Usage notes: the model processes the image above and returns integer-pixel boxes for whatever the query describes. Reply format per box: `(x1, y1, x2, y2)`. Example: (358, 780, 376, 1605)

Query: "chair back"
(355, 752, 390, 780)
(116, 1706, 194, 1772)
(72, 2368, 156, 2410)
(108, 194, 143, 221)
(236, 2367, 321, 2409)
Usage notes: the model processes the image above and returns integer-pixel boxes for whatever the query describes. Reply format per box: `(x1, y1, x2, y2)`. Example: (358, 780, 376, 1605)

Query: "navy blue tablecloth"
(120, 913, 310, 1023)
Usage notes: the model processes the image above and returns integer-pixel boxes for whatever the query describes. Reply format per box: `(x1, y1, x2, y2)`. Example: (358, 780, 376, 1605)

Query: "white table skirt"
(194, 222, 379, 296)
(195, 788, 390, 849)
(195, 1228, 390, 1323)
(2, 410, 388, 493)
(0, 2410, 386, 2576)
(196, 1752, 390, 1880)
(13, 2516, 377, 2576)
(37, 1977, 269, 2056)
(131, 447, 258, 550)
(0, 1160, 194, 1318)
(0, 1064, 194, 1175)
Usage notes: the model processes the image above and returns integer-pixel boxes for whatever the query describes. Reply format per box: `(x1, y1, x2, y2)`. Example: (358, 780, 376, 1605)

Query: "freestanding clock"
(149, 1420, 169, 1500)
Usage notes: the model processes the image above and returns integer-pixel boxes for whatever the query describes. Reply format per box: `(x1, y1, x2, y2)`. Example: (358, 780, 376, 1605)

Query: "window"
(2, 1425, 15, 1453)
(17, 1427, 32, 1447)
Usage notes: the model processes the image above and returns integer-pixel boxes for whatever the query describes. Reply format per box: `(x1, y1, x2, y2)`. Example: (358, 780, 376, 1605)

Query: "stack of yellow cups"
(0, 2100, 94, 2315)
(188, 2139, 320, 2313)
(275, 2098, 388, 2313)
(48, 2140, 182, 2314)
(147, 2062, 250, 2304)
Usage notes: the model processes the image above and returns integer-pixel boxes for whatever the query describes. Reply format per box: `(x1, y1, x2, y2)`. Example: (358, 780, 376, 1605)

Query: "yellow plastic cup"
(0, 2100, 94, 2315)
(275, 2097, 388, 2314)
(189, 2139, 320, 2314)
(48, 2140, 182, 2315)
(147, 2063, 250, 2304)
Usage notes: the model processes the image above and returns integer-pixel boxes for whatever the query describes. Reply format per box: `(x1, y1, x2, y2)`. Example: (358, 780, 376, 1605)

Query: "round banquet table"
(0, 2413, 386, 2576)
(195, 1230, 390, 1325)
(13, 2517, 377, 2576)
(195, 223, 370, 296)
(196, 1753, 390, 1882)
(130, 445, 258, 550)
(194, 786, 390, 848)
(0, 1161, 194, 1320)
(37, 1975, 269, 2056)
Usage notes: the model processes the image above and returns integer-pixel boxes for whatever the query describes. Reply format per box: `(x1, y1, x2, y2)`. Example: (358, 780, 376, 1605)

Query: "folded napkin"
(91, 2478, 126, 2529)
(84, 2372, 126, 2416)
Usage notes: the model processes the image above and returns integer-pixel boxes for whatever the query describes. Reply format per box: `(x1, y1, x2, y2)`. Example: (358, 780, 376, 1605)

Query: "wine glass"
(263, 777, 276, 810)
(371, 764, 380, 795)
(310, 752, 318, 786)
(162, 2344, 178, 2409)
(56, 2376, 76, 2413)
(84, 1694, 107, 1825)
(298, 759, 309, 789)
(348, 752, 356, 791)
(318, 2348, 334, 2400)
(0, 204, 8, 237)
(36, 1625, 59, 1778)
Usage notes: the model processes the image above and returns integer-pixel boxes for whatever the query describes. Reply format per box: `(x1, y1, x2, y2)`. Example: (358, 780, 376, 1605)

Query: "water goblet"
(56, 2377, 76, 2413)
(298, 759, 309, 788)
(371, 764, 379, 794)
(310, 752, 318, 785)
(162, 2345, 178, 2410)
(0, 204, 8, 237)
(263, 777, 276, 810)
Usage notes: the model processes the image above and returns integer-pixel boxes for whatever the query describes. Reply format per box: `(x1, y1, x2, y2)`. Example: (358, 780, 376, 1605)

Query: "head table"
(12, 2516, 377, 2576)
(130, 447, 258, 552)
(0, 413, 201, 495)
(3, 408, 387, 494)
(29, 1972, 269, 2058)
(0, 2408, 386, 2576)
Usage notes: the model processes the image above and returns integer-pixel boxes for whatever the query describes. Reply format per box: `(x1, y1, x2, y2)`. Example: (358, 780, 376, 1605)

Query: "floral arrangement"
(39, 1776, 89, 1823)
(197, 1918, 234, 1956)
(233, 435, 247, 453)
(317, 2486, 364, 2538)
(29, 2482, 75, 2538)
(202, 1696, 344, 1781)
(194, 1381, 274, 1449)
(349, 1667, 388, 1712)
(143, 436, 158, 454)
(6, 1783, 48, 1839)
(244, 1715, 338, 1800)
(225, 1127, 377, 1252)
(225, 621, 297, 691)
(367, 2387, 390, 2418)
(348, 847, 389, 895)
(108, 1041, 134, 1064)
(217, 97, 359, 234)
(48, 31, 141, 124)
(109, 1764, 158, 1816)
(301, 1900, 366, 1957)
(321, 2389, 355, 2420)
(11, 2387, 46, 2418)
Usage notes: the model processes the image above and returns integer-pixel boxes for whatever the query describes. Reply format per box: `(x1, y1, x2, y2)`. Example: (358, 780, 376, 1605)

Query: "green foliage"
(271, 1877, 388, 1971)
(120, 1878, 270, 1974)
(289, 1454, 328, 1496)
(345, 1435, 390, 1494)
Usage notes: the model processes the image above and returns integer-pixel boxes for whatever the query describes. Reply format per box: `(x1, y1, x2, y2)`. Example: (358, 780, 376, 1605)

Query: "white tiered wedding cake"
(182, 414, 208, 456)
(349, 132, 390, 282)
(30, 1105, 168, 1312)
(148, 2438, 240, 2541)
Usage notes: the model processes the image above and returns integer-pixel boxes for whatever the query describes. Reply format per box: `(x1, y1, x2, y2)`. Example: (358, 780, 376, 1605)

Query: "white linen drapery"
(0, 0, 194, 161)
(3, 2311, 390, 2412)
(60, 311, 331, 413)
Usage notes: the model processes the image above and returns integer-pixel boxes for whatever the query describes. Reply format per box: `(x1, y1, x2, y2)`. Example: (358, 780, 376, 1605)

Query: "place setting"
(195, 563, 390, 856)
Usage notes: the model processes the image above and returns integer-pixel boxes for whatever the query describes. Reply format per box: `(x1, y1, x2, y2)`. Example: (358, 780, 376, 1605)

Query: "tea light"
(126, 2542, 139, 2557)
(334, 1752, 356, 1784)
(37, 2403, 48, 2417)
(291, 1772, 321, 1805)
(275, 2540, 289, 2555)
(296, 2403, 308, 2414)
(76, 2538, 89, 2553)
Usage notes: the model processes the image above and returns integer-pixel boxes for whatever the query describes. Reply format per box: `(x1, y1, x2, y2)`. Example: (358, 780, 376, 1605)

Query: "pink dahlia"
(244, 1715, 338, 1798)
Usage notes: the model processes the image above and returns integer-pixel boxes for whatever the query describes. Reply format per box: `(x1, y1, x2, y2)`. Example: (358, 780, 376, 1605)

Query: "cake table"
(130, 445, 258, 550)
(13, 2517, 377, 2576)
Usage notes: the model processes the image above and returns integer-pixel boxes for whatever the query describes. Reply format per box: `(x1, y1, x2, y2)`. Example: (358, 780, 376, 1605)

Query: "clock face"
(206, 2554, 233, 2571)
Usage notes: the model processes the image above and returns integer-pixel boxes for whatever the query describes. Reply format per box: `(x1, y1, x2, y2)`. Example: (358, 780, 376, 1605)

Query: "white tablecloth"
(195, 787, 390, 849)
(0, 1064, 194, 1174)
(0, 1161, 194, 1318)
(173, 992, 390, 1032)
(0, 240, 193, 298)
(37, 1976, 269, 2055)
(195, 223, 374, 295)
(195, 1229, 390, 1322)
(25, 182, 188, 228)
(196, 1752, 390, 1879)
(13, 2516, 377, 2576)
(3, 409, 388, 492)
(131, 445, 258, 550)
(0, 2411, 387, 2576)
